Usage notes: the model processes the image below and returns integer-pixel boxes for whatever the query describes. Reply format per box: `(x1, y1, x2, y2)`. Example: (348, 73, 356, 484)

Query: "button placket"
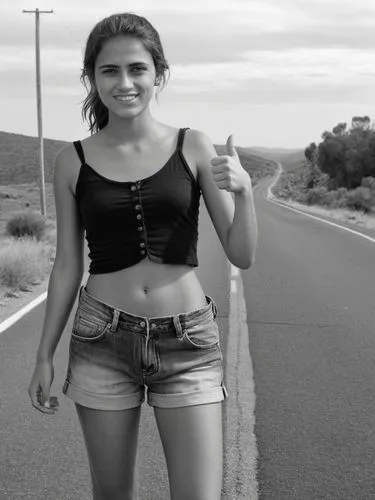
(131, 183, 148, 258)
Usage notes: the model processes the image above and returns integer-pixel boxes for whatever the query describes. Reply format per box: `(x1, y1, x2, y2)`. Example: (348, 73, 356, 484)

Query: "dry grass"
(0, 182, 56, 298)
(276, 197, 375, 231)
(0, 182, 56, 238)
(0, 237, 54, 294)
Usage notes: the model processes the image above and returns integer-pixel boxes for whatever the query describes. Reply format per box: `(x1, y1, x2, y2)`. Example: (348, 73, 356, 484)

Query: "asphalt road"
(243, 179, 375, 499)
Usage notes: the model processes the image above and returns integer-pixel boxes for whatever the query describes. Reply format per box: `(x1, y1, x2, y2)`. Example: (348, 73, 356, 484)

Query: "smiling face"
(94, 35, 157, 121)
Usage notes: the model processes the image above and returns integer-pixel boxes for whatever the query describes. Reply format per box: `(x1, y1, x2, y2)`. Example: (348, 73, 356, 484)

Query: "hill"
(215, 145, 278, 184)
(0, 131, 277, 186)
(0, 131, 67, 185)
(250, 147, 305, 173)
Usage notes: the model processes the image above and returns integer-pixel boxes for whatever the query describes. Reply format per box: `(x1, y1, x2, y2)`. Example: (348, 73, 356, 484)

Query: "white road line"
(265, 161, 375, 245)
(0, 292, 47, 335)
(231, 266, 240, 278)
(267, 196, 375, 244)
(230, 279, 237, 293)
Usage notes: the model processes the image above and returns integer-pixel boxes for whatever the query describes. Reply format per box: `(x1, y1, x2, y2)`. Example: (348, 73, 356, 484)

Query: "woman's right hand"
(28, 359, 59, 415)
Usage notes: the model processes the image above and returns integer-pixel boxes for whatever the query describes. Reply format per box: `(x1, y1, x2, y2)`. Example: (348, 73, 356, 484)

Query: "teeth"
(115, 95, 138, 101)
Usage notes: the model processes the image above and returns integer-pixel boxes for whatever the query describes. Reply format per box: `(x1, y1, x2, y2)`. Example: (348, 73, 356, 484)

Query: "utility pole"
(23, 8, 53, 216)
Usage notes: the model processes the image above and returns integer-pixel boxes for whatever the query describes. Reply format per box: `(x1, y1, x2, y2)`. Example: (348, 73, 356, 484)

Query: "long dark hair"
(81, 13, 170, 133)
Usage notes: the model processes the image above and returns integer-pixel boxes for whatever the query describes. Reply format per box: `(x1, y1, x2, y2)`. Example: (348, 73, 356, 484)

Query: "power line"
(22, 8, 54, 216)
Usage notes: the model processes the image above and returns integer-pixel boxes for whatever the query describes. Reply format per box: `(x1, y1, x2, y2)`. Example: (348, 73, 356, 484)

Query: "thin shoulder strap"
(73, 140, 86, 165)
(176, 128, 190, 151)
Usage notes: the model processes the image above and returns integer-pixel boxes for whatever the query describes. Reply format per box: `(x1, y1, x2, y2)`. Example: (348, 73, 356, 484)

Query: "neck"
(101, 108, 158, 145)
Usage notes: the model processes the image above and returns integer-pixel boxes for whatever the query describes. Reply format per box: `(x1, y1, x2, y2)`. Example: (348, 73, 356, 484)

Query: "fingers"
(29, 385, 59, 415)
(211, 156, 230, 167)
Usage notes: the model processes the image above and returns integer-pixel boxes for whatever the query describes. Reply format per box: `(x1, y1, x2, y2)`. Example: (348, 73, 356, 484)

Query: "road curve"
(242, 177, 375, 499)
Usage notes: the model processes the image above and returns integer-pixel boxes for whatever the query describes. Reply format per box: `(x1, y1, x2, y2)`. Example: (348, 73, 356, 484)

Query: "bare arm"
(190, 130, 258, 269)
(36, 145, 85, 362)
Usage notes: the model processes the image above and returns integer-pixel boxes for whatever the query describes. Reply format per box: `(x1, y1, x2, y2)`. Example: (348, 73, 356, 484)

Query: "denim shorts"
(62, 286, 228, 410)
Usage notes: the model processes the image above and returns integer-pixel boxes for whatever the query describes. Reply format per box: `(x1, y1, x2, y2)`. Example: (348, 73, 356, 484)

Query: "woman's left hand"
(210, 135, 253, 194)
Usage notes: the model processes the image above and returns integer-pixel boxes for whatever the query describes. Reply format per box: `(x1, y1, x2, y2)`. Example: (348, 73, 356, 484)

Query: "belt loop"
(173, 315, 183, 338)
(110, 309, 120, 332)
(211, 297, 218, 319)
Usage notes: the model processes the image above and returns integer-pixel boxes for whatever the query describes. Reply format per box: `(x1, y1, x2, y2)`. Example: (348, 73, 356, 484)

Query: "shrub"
(305, 186, 328, 205)
(361, 176, 375, 191)
(5, 210, 46, 241)
(345, 187, 373, 213)
(0, 238, 54, 291)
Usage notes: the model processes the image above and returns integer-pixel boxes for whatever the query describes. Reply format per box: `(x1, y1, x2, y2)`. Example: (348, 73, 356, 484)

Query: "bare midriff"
(85, 258, 207, 317)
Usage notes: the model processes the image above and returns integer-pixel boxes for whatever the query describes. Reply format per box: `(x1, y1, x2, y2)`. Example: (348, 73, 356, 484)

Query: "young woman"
(28, 12, 257, 500)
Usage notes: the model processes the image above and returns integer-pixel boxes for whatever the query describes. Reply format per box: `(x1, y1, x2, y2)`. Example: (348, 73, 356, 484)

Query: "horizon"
(0, 129, 305, 153)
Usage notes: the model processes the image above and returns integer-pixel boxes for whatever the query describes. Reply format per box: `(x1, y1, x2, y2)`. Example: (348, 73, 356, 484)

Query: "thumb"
(226, 134, 237, 157)
(41, 384, 50, 408)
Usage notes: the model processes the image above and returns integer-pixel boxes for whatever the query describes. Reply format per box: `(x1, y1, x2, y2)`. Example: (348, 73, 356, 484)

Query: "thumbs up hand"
(210, 135, 252, 194)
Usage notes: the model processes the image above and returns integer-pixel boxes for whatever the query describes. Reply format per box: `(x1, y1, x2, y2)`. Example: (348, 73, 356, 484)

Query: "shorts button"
(140, 242, 146, 248)
(135, 204, 141, 210)
(140, 321, 146, 327)
(138, 226, 143, 232)
(140, 250, 146, 255)
(130, 185, 137, 191)
(136, 214, 142, 220)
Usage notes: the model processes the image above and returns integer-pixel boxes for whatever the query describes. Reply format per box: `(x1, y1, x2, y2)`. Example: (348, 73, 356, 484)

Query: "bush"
(346, 186, 373, 213)
(305, 186, 328, 205)
(5, 210, 46, 241)
(0, 238, 54, 291)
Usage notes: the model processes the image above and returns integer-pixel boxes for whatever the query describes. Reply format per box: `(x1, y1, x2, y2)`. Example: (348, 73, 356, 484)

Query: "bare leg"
(75, 403, 141, 500)
(154, 402, 223, 500)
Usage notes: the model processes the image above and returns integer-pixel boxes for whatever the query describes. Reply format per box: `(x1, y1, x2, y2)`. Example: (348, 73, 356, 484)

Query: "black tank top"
(73, 128, 201, 274)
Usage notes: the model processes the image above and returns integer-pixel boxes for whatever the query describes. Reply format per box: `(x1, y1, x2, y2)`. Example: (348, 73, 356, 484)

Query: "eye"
(102, 68, 117, 74)
(132, 66, 147, 73)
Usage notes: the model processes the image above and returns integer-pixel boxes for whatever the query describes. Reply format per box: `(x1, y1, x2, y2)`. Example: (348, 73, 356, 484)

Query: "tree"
(332, 122, 347, 136)
(351, 116, 371, 131)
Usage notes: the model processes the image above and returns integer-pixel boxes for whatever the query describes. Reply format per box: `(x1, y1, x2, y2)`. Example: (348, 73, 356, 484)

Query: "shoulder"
(185, 128, 216, 157)
(184, 129, 218, 178)
(53, 142, 82, 195)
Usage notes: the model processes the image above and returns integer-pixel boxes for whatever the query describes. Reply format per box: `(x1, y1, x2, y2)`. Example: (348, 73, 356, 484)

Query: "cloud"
(2, 1, 374, 106)
(166, 47, 375, 96)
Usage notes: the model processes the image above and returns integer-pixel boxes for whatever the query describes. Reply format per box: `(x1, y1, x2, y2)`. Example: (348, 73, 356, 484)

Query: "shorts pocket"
(72, 311, 111, 342)
(182, 320, 220, 349)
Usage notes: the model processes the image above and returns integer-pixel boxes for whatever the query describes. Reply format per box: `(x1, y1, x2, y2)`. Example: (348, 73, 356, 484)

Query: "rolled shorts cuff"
(147, 383, 228, 409)
(62, 379, 144, 411)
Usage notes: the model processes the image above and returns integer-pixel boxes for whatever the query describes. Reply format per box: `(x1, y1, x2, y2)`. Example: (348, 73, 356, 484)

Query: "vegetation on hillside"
(0, 131, 67, 185)
(215, 145, 278, 185)
(272, 116, 375, 214)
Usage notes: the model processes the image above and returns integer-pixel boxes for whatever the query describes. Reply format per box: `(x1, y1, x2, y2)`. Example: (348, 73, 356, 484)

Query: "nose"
(117, 70, 133, 90)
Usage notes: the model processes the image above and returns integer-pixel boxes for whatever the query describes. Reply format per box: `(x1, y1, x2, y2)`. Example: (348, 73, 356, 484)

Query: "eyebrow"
(98, 62, 149, 69)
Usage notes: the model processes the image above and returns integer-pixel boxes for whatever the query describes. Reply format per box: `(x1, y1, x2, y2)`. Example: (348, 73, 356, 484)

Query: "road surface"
(243, 178, 375, 499)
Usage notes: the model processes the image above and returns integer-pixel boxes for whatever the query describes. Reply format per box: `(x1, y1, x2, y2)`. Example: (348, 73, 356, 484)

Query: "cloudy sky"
(1, 0, 375, 149)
